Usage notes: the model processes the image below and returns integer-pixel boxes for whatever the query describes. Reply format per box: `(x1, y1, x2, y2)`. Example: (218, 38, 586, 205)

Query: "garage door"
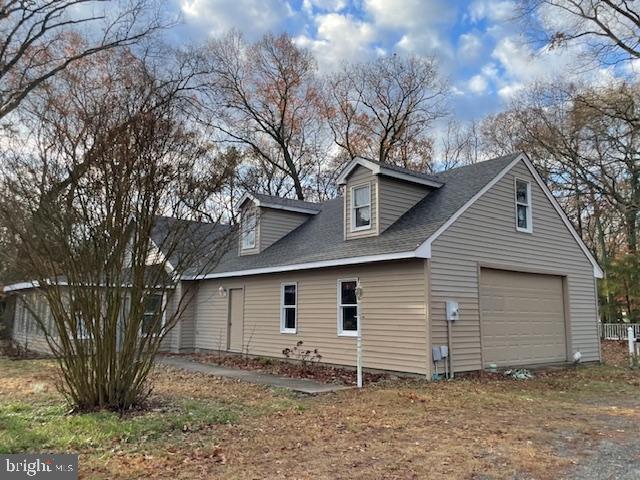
(480, 268, 567, 367)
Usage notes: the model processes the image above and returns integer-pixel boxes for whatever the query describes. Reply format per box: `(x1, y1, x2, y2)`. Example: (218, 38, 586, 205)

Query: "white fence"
(601, 323, 640, 340)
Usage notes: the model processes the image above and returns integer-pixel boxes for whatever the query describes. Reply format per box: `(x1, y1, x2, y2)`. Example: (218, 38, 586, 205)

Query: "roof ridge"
(436, 153, 522, 176)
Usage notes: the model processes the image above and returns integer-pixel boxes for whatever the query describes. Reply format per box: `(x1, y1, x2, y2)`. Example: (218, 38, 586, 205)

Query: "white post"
(628, 326, 636, 367)
(356, 333, 363, 388)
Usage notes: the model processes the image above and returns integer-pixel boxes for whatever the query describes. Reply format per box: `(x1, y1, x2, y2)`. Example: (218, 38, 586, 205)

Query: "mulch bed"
(169, 352, 392, 386)
(165, 340, 633, 387)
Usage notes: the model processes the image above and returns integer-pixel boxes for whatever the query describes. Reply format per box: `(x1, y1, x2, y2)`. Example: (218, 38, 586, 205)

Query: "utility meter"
(446, 300, 459, 321)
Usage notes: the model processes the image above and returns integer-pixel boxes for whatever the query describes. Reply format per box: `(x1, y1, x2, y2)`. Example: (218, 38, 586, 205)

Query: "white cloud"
(363, 0, 456, 62)
(302, 0, 347, 13)
(458, 33, 483, 60)
(497, 82, 524, 100)
(468, 74, 488, 94)
(469, 0, 516, 23)
(365, 0, 455, 29)
(294, 13, 376, 70)
(396, 31, 451, 57)
(481, 63, 499, 79)
(180, 0, 291, 37)
(488, 35, 606, 100)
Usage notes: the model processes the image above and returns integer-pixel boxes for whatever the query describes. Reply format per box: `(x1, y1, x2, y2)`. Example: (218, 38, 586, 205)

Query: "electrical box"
(439, 345, 449, 358)
(432, 346, 442, 362)
(446, 300, 459, 321)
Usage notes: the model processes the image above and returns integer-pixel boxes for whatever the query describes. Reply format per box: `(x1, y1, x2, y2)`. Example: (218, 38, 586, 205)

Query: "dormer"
(337, 158, 443, 240)
(236, 193, 321, 255)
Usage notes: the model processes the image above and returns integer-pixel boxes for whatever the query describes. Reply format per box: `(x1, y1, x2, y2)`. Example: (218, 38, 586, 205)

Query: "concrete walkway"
(157, 356, 351, 394)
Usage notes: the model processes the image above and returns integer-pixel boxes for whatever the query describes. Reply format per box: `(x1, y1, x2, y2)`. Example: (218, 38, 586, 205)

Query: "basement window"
(280, 283, 297, 334)
(338, 279, 359, 336)
(515, 178, 532, 233)
(351, 184, 371, 231)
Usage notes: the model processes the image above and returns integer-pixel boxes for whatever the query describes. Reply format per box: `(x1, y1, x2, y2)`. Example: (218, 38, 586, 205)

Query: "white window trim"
(514, 177, 533, 233)
(76, 316, 90, 340)
(241, 210, 257, 250)
(337, 278, 360, 337)
(140, 292, 166, 337)
(350, 183, 372, 232)
(280, 282, 298, 334)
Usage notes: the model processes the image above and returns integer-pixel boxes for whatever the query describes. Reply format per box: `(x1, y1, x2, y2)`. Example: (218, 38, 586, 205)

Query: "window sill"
(280, 329, 297, 334)
(338, 330, 359, 337)
(350, 225, 371, 232)
(516, 227, 533, 234)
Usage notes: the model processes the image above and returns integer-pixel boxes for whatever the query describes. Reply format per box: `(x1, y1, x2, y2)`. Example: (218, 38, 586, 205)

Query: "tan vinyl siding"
(378, 177, 429, 233)
(429, 160, 600, 372)
(192, 259, 428, 374)
(174, 282, 198, 351)
(345, 166, 379, 240)
(259, 208, 309, 251)
(11, 293, 53, 354)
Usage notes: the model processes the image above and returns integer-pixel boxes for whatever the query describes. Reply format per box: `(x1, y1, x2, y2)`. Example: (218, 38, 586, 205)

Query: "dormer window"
(241, 210, 257, 249)
(351, 184, 371, 231)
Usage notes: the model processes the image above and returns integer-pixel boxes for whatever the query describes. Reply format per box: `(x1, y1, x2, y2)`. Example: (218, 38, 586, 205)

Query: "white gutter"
(3, 281, 41, 292)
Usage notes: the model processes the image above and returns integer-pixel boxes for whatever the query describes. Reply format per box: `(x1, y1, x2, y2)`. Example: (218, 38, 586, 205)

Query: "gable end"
(415, 154, 603, 278)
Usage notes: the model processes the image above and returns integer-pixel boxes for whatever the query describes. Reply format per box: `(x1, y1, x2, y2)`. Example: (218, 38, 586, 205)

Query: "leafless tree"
(519, 0, 640, 66)
(0, 47, 233, 410)
(0, 0, 169, 122)
(438, 119, 482, 171)
(325, 54, 448, 170)
(193, 31, 326, 201)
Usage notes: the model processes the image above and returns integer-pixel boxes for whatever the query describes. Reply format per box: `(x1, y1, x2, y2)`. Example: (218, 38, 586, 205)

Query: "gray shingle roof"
(151, 216, 232, 270)
(181, 153, 520, 277)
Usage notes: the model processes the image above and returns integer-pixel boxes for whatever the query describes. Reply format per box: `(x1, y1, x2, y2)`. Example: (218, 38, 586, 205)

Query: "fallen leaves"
(3, 342, 640, 480)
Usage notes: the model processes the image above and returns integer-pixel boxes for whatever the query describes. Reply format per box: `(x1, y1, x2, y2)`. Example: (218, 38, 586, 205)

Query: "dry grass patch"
(2, 342, 640, 479)
(199, 375, 640, 480)
(0, 357, 59, 401)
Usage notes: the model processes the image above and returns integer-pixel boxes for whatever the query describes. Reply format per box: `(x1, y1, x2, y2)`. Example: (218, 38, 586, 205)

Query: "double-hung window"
(241, 210, 257, 249)
(351, 184, 371, 231)
(338, 279, 359, 336)
(280, 283, 297, 333)
(515, 178, 532, 233)
(141, 293, 164, 336)
(76, 316, 90, 339)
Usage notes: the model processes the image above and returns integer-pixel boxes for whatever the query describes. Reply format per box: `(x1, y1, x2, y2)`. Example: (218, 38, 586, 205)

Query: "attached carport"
(479, 268, 568, 367)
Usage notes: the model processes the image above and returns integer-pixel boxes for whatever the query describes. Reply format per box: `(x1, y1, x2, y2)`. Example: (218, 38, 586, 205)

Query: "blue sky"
(169, 0, 620, 122)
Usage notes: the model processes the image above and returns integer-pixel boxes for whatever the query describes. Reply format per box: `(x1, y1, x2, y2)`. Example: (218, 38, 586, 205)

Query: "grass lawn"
(1, 342, 640, 479)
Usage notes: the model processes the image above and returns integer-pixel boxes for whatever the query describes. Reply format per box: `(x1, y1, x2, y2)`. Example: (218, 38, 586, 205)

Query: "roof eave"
(336, 158, 443, 188)
(234, 192, 320, 215)
(183, 250, 419, 280)
(258, 202, 320, 215)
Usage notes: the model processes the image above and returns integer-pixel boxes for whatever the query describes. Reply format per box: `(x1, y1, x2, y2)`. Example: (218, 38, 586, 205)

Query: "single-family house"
(5, 153, 603, 376)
